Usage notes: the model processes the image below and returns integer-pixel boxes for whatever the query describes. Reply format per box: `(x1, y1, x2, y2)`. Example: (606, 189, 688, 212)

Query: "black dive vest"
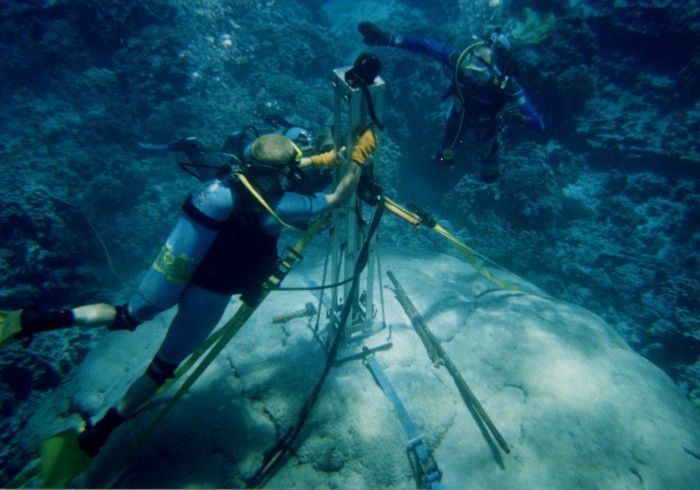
(452, 50, 510, 121)
(455, 79, 508, 122)
(190, 184, 280, 302)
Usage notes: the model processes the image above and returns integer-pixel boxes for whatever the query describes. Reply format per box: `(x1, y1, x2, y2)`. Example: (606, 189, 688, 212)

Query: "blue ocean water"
(0, 0, 699, 486)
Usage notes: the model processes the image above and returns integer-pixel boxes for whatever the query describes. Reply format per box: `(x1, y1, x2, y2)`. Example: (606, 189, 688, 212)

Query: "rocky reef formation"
(20, 251, 700, 489)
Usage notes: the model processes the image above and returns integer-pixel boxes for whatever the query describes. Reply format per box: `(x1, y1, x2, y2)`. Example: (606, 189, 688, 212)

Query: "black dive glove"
(358, 21, 391, 46)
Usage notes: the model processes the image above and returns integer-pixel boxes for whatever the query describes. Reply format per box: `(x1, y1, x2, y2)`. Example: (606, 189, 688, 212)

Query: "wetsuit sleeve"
(260, 191, 328, 235)
(390, 34, 457, 68)
(278, 191, 328, 223)
(505, 83, 545, 133)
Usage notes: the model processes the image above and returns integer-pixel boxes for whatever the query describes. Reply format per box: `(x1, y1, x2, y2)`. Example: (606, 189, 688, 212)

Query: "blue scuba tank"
(127, 179, 235, 321)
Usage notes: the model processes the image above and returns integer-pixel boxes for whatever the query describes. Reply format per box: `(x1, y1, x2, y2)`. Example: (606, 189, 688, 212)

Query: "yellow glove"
(351, 126, 378, 165)
(310, 149, 340, 167)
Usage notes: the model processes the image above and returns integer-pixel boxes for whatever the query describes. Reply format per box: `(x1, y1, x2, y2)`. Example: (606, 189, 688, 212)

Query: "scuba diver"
(0, 125, 378, 456)
(358, 21, 545, 183)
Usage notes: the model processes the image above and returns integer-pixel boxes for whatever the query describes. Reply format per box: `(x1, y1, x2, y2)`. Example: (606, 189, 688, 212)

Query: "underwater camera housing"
(344, 52, 384, 131)
(344, 52, 382, 89)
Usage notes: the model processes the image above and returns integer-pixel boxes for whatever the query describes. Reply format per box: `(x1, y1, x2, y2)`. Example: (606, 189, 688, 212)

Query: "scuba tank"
(127, 164, 290, 320)
(127, 179, 234, 321)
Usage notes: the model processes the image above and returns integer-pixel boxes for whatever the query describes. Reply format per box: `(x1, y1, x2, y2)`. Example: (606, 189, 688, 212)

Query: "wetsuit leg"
(155, 283, 231, 366)
(476, 122, 503, 183)
(114, 283, 230, 421)
(436, 105, 474, 165)
(438, 105, 468, 165)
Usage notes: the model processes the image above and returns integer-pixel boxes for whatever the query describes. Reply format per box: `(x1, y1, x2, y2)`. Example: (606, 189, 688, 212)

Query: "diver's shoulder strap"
(234, 172, 293, 229)
(182, 195, 228, 231)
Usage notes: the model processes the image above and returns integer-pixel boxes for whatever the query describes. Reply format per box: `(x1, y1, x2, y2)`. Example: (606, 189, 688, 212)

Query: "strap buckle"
(269, 246, 304, 285)
(407, 204, 437, 228)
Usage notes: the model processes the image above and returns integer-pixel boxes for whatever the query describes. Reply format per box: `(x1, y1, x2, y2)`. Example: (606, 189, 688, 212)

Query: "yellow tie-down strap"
(383, 197, 548, 298)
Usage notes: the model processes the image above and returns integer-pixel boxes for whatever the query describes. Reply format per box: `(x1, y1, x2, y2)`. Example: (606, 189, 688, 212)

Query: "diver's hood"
(248, 134, 296, 167)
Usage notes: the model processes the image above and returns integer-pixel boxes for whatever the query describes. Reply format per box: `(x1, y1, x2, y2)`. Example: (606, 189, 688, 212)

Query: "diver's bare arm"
(326, 160, 362, 209)
(73, 304, 116, 327)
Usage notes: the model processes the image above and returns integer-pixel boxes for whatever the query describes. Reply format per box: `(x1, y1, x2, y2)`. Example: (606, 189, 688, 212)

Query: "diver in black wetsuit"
(358, 21, 545, 183)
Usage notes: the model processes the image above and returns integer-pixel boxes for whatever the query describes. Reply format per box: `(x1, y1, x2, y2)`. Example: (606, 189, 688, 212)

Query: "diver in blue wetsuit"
(358, 21, 544, 183)
(5, 127, 378, 456)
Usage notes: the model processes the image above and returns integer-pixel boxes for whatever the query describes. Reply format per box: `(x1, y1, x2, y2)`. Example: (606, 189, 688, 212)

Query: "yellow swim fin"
(0, 309, 23, 349)
(40, 428, 92, 488)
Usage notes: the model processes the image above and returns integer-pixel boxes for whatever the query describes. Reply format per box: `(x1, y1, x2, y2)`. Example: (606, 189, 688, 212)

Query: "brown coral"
(556, 66, 596, 113)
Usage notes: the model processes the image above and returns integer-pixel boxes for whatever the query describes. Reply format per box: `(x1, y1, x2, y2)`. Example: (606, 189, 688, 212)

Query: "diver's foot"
(77, 408, 125, 456)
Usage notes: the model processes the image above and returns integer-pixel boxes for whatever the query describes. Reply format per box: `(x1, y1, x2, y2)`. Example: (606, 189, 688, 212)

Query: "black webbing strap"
(182, 195, 227, 231)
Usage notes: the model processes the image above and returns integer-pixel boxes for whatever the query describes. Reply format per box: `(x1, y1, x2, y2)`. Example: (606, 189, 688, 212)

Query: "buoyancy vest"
(451, 43, 513, 122)
(190, 182, 280, 301)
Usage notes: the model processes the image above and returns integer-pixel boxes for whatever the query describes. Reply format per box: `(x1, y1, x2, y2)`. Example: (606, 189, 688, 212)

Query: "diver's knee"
(108, 304, 143, 331)
(145, 356, 179, 386)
